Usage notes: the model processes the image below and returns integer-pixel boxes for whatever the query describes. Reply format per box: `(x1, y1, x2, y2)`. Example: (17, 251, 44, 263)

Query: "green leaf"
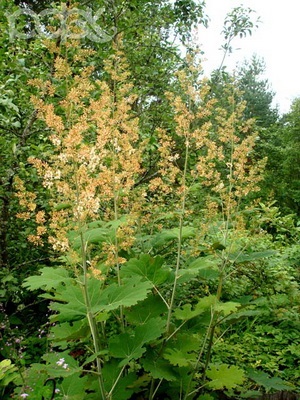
(163, 349, 193, 367)
(230, 250, 277, 263)
(82, 351, 108, 367)
(164, 333, 199, 367)
(224, 309, 262, 323)
(42, 352, 82, 378)
(23, 267, 72, 291)
(109, 317, 165, 367)
(47, 278, 102, 322)
(247, 370, 294, 392)
(141, 351, 177, 381)
(98, 277, 152, 312)
(50, 320, 89, 341)
(101, 360, 136, 400)
(210, 242, 226, 251)
(197, 395, 215, 400)
(178, 256, 219, 282)
(174, 295, 216, 320)
(109, 335, 146, 366)
(184, 256, 217, 271)
(12, 365, 49, 400)
(206, 364, 245, 390)
(11, 120, 21, 128)
(124, 295, 168, 324)
(121, 254, 171, 285)
(0, 359, 14, 379)
(215, 301, 240, 316)
(49, 277, 151, 322)
(135, 317, 165, 343)
(0, 359, 18, 387)
(0, 96, 19, 112)
(239, 390, 261, 399)
(69, 218, 126, 249)
(53, 202, 72, 211)
(70, 227, 112, 249)
(58, 374, 89, 399)
(151, 227, 195, 247)
(49, 284, 87, 322)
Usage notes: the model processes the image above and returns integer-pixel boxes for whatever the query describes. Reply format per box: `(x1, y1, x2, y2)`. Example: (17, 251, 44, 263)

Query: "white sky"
(197, 0, 300, 114)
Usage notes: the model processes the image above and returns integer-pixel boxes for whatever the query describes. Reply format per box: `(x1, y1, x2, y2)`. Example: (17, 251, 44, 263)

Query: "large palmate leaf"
(163, 333, 200, 367)
(174, 295, 216, 321)
(121, 254, 171, 285)
(23, 267, 72, 291)
(46, 277, 104, 321)
(50, 320, 89, 341)
(98, 277, 152, 312)
(68, 218, 126, 249)
(70, 227, 113, 249)
(109, 317, 165, 367)
(42, 351, 82, 378)
(109, 335, 146, 366)
(141, 351, 177, 381)
(58, 374, 89, 400)
(206, 364, 245, 390)
(50, 277, 152, 322)
(215, 301, 240, 316)
(124, 295, 168, 324)
(163, 348, 195, 368)
(49, 283, 87, 322)
(133, 317, 165, 343)
(101, 360, 136, 400)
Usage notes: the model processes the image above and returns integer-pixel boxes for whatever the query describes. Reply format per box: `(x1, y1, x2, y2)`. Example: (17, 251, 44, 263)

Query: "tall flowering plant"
(14, 37, 148, 398)
(14, 33, 268, 400)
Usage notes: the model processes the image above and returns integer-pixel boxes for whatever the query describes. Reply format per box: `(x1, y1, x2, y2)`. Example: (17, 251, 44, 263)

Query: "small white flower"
(20, 394, 29, 399)
(55, 388, 60, 393)
(63, 363, 68, 369)
(56, 358, 65, 366)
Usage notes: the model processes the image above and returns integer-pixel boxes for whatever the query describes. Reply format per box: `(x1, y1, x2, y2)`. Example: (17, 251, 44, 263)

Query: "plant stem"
(166, 138, 189, 335)
(80, 231, 107, 400)
(199, 247, 228, 383)
(107, 365, 126, 398)
(196, 132, 235, 392)
(183, 307, 215, 399)
(111, 160, 126, 332)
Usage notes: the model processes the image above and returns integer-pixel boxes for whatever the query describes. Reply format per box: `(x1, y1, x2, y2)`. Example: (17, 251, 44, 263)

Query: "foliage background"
(0, 1, 299, 399)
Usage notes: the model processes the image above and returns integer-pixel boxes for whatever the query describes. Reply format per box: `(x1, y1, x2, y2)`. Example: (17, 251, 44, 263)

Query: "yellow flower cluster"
(15, 34, 266, 280)
(14, 177, 48, 245)
(15, 38, 145, 269)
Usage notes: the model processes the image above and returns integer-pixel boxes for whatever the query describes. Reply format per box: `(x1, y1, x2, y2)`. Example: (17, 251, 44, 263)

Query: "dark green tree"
(276, 99, 300, 214)
(256, 97, 300, 215)
(235, 55, 279, 127)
